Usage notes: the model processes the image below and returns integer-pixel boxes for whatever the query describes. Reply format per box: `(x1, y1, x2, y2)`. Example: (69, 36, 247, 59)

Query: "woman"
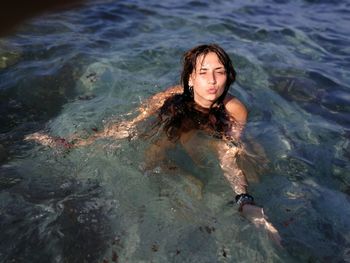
(26, 44, 281, 244)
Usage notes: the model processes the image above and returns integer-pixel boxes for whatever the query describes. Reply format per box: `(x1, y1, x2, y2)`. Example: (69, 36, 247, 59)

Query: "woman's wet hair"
(156, 44, 237, 142)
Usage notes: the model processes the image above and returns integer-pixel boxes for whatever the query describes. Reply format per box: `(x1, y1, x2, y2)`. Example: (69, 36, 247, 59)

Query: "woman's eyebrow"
(199, 66, 225, 70)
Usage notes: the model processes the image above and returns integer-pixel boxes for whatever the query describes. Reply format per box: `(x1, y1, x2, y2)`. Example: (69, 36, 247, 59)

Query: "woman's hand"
(25, 132, 73, 148)
(241, 204, 282, 247)
(24, 119, 137, 148)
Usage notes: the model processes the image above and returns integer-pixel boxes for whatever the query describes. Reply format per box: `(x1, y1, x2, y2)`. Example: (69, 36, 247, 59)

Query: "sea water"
(0, 0, 349, 262)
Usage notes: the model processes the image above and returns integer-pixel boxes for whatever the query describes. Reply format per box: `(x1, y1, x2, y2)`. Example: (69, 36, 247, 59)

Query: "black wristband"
(235, 193, 255, 211)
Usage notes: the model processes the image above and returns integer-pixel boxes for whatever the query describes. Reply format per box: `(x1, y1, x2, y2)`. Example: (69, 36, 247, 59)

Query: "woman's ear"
(188, 74, 194, 86)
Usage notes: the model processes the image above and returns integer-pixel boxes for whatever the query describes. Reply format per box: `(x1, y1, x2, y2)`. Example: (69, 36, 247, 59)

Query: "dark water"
(0, 0, 349, 262)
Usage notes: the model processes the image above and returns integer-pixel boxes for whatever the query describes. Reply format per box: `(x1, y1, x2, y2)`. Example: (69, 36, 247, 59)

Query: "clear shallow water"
(0, 0, 350, 262)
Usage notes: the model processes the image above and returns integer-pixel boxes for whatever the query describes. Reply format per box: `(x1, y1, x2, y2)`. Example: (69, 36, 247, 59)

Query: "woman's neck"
(193, 98, 212, 109)
(193, 102, 210, 114)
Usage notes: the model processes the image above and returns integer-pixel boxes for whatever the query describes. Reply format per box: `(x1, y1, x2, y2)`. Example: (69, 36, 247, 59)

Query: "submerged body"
(25, 44, 281, 245)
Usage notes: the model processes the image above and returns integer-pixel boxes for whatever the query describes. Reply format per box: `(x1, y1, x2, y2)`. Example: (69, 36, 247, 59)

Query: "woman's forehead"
(195, 52, 224, 69)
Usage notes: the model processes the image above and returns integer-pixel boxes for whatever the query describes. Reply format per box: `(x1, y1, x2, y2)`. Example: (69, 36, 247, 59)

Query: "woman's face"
(189, 52, 227, 108)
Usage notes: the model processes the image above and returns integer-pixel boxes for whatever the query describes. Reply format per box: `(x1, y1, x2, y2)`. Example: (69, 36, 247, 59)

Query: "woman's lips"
(207, 88, 217, 94)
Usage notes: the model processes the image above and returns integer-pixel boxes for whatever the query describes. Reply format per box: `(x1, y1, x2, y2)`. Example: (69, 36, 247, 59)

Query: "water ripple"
(0, 0, 349, 262)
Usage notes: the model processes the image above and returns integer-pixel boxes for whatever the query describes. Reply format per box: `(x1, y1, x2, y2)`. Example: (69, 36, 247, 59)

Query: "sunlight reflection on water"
(0, 0, 349, 262)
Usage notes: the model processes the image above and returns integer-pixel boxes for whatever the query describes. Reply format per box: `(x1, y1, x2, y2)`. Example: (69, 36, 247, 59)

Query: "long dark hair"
(157, 44, 237, 141)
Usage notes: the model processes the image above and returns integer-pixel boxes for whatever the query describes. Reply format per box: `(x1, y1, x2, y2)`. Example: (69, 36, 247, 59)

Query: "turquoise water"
(1, 0, 350, 262)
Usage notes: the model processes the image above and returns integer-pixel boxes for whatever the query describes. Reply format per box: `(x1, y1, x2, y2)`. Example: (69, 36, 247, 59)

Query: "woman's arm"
(214, 139, 281, 246)
(214, 95, 249, 194)
(217, 95, 281, 245)
(25, 85, 183, 147)
(215, 141, 248, 194)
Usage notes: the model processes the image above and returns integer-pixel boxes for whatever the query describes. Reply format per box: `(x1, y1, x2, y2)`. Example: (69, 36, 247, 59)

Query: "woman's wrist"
(235, 193, 255, 212)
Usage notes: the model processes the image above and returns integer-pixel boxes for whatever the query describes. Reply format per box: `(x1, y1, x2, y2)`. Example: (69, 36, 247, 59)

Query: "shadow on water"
(267, 69, 350, 190)
(268, 70, 350, 128)
(0, 1, 85, 37)
(0, 45, 95, 164)
(0, 22, 114, 260)
(0, 0, 350, 262)
(0, 163, 113, 262)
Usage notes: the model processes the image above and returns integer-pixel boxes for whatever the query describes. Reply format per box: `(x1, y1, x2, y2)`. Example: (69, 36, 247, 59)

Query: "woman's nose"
(208, 72, 216, 84)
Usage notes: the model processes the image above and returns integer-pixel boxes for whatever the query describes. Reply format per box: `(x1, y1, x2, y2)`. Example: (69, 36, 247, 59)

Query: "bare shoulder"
(223, 94, 248, 124)
(139, 85, 182, 115)
(148, 85, 182, 101)
(164, 85, 182, 95)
